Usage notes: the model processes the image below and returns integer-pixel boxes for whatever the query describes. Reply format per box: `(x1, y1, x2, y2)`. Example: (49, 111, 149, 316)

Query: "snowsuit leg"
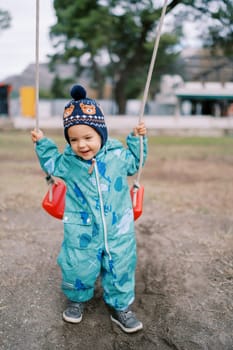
(57, 244, 102, 302)
(101, 232, 137, 310)
(57, 216, 104, 303)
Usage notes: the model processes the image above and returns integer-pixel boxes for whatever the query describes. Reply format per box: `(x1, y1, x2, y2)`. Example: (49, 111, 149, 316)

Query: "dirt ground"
(1, 130, 233, 350)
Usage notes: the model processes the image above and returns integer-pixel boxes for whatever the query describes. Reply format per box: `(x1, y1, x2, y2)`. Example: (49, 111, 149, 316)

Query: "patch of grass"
(0, 129, 65, 160)
(1, 130, 233, 163)
(148, 135, 233, 160)
(149, 135, 233, 147)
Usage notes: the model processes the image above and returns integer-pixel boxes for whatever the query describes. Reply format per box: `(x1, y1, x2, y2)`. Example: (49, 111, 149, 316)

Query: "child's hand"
(133, 121, 147, 136)
(31, 129, 44, 143)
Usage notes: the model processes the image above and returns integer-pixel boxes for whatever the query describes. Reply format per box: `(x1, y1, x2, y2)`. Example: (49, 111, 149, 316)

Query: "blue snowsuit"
(35, 133, 147, 310)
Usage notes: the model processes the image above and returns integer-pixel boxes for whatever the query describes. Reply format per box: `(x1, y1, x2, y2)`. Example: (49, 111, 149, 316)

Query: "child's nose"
(78, 140, 86, 148)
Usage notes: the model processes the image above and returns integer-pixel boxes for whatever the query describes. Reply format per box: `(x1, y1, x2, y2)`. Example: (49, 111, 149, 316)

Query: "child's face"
(68, 124, 102, 160)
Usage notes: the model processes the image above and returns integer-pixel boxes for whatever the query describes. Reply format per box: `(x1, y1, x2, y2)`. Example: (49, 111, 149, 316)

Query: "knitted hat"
(63, 85, 108, 147)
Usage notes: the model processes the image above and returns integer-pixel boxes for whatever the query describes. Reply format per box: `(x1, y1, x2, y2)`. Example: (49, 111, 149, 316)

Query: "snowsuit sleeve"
(124, 133, 148, 176)
(34, 137, 68, 179)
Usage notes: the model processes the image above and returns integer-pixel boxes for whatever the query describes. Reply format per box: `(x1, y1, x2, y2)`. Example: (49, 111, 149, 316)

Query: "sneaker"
(110, 308, 143, 333)
(63, 302, 84, 323)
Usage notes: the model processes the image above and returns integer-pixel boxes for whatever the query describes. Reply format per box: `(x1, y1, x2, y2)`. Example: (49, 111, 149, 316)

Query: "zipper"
(94, 161, 112, 261)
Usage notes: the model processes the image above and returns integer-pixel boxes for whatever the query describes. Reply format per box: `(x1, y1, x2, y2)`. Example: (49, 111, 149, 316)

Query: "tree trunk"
(91, 59, 105, 99)
(114, 78, 127, 114)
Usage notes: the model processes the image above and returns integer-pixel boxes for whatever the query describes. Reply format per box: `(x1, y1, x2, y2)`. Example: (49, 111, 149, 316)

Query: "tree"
(50, 0, 180, 113)
(167, 0, 233, 55)
(50, 0, 233, 113)
(203, 0, 233, 56)
(0, 9, 11, 33)
(51, 75, 74, 98)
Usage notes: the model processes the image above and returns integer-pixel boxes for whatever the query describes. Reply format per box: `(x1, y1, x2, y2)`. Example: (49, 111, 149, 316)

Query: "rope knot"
(88, 158, 96, 174)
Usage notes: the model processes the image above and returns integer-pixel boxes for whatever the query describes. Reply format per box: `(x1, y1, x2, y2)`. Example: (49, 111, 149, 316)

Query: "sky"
(0, 0, 56, 81)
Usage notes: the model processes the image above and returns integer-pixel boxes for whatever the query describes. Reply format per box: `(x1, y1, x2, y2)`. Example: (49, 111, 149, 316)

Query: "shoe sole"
(110, 315, 143, 333)
(63, 312, 83, 324)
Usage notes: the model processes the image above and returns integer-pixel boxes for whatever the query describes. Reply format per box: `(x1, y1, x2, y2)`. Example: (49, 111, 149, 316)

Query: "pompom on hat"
(63, 84, 108, 147)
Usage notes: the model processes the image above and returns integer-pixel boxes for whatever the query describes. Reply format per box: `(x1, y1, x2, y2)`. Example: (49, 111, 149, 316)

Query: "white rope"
(35, 0, 40, 132)
(135, 0, 168, 187)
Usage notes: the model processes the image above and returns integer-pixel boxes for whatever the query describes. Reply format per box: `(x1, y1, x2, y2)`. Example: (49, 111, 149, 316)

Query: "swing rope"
(35, 0, 40, 132)
(35, 0, 56, 199)
(132, 0, 168, 206)
(136, 0, 168, 182)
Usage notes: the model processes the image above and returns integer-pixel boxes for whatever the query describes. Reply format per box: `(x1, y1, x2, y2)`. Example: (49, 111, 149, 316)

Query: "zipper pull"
(88, 158, 96, 174)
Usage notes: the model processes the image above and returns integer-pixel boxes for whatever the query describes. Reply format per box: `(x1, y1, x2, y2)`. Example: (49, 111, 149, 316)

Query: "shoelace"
(120, 310, 134, 321)
(69, 303, 83, 313)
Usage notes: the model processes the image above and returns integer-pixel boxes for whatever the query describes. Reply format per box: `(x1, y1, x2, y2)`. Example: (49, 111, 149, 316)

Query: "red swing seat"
(130, 184, 144, 221)
(42, 175, 66, 220)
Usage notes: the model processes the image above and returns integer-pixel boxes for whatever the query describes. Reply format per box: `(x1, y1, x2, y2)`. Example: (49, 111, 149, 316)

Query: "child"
(31, 84, 147, 333)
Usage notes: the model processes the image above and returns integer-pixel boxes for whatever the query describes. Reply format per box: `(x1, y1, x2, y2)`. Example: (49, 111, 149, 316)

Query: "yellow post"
(20, 86, 35, 118)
